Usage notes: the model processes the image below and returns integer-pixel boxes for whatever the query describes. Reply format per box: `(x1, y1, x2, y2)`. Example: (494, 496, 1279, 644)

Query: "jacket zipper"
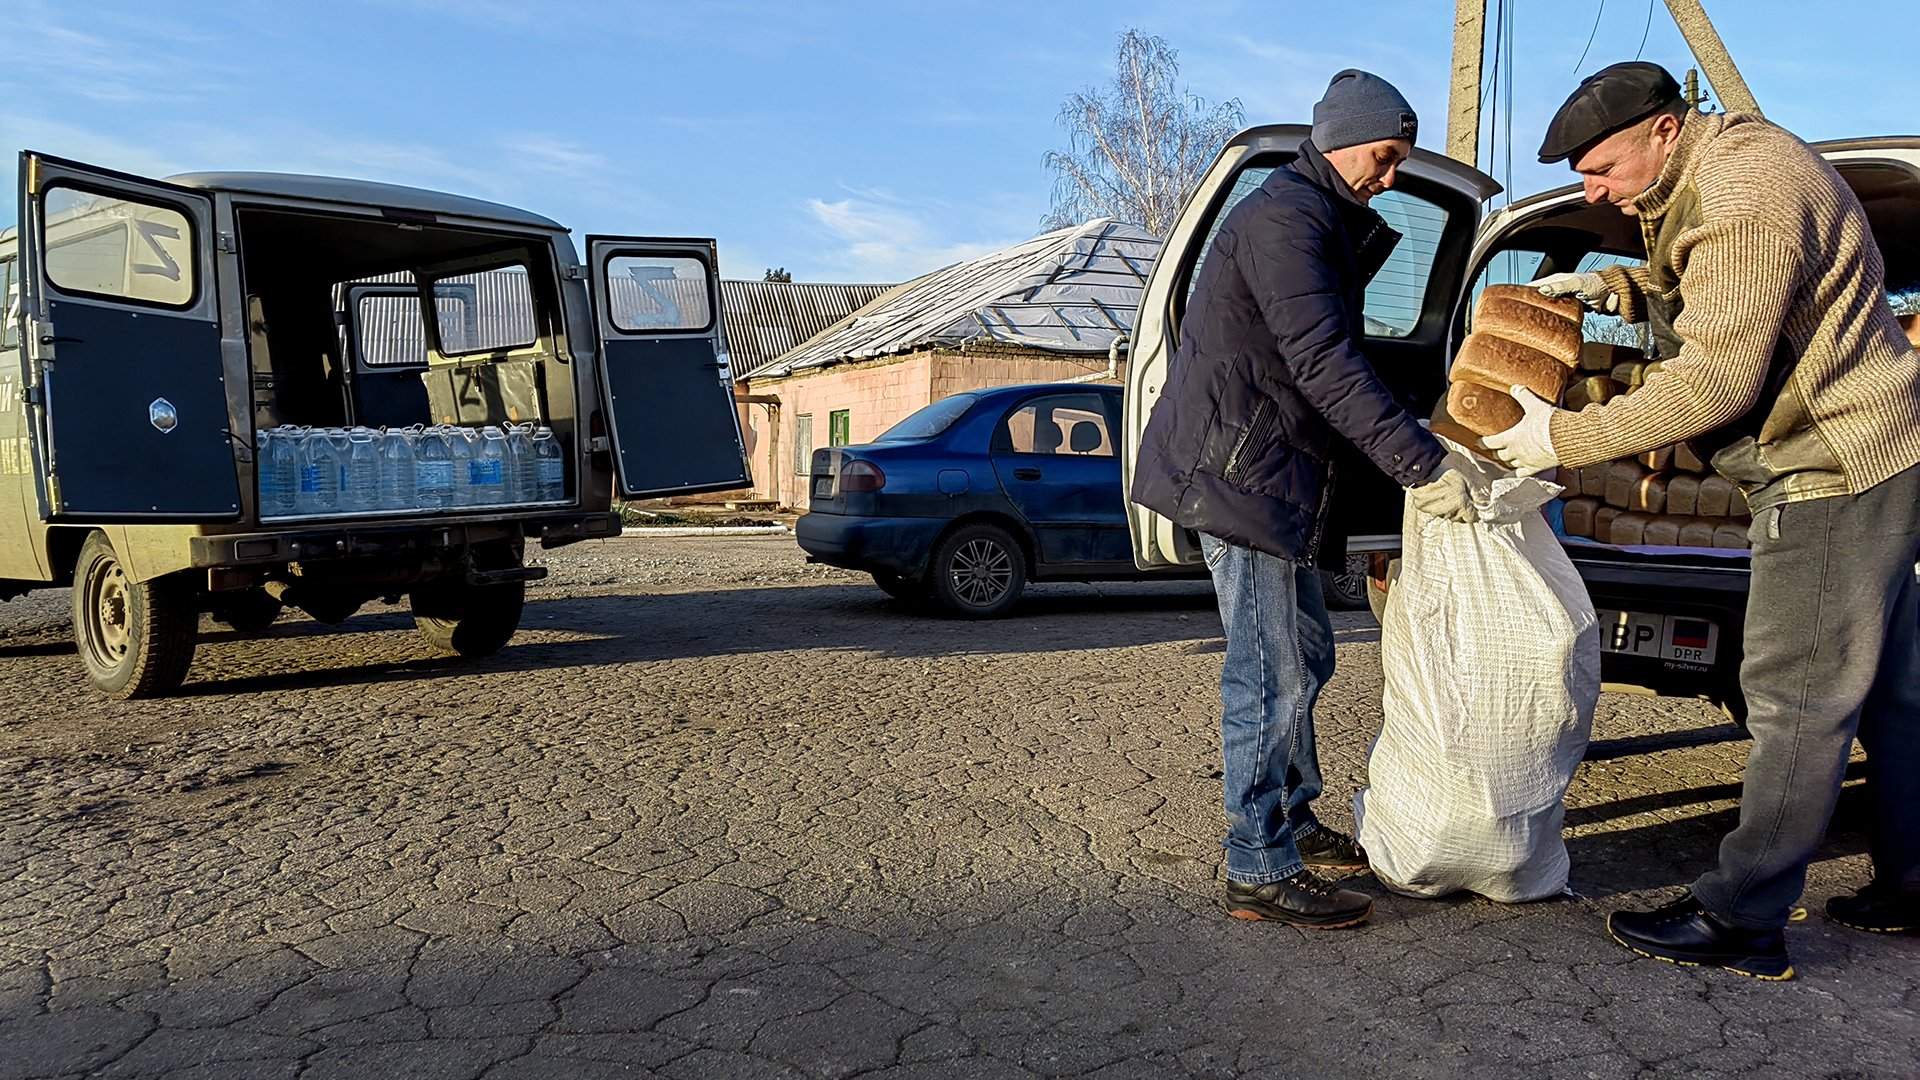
(1222, 400, 1276, 484)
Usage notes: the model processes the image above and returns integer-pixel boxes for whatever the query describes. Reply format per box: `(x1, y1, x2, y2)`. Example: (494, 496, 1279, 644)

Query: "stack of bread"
(1432, 284, 1751, 551)
(1431, 283, 1584, 451)
(1556, 342, 1750, 550)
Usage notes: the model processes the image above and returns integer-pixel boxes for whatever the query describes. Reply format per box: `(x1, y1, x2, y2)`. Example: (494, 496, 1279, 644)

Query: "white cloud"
(801, 192, 1012, 283)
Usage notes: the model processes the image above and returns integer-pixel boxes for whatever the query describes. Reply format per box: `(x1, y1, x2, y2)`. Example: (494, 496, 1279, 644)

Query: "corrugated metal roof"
(721, 280, 893, 379)
(752, 219, 1159, 380)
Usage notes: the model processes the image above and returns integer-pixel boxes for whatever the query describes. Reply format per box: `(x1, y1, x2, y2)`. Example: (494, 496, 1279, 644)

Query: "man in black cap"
(1134, 69, 1477, 929)
(1483, 62, 1920, 979)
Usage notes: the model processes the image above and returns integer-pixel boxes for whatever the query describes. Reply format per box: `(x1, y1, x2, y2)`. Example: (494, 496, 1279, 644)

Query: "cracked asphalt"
(0, 535, 1914, 1079)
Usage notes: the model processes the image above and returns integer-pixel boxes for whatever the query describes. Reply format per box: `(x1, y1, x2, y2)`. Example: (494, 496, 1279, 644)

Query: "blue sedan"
(797, 383, 1371, 617)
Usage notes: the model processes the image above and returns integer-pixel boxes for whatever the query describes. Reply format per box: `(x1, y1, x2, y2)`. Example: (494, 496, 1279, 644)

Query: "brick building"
(736, 219, 1157, 509)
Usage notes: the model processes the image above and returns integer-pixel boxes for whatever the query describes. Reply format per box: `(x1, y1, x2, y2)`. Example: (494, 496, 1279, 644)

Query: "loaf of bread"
(1479, 283, 1584, 324)
(1562, 497, 1601, 538)
(1609, 512, 1653, 546)
(1639, 446, 1674, 471)
(1454, 333, 1571, 403)
(1581, 462, 1610, 498)
(1563, 375, 1623, 412)
(1666, 474, 1702, 516)
(1626, 473, 1668, 513)
(1447, 380, 1524, 435)
(1713, 523, 1750, 549)
(1475, 294, 1582, 367)
(1594, 506, 1622, 540)
(1605, 460, 1650, 509)
(1697, 475, 1735, 517)
(1674, 442, 1709, 473)
(1579, 341, 1639, 373)
(1610, 360, 1648, 389)
(1678, 518, 1719, 547)
(1730, 487, 1750, 519)
(1643, 516, 1683, 546)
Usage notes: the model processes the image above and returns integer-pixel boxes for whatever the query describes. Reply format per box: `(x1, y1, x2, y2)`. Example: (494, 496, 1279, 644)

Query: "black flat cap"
(1538, 61, 1683, 164)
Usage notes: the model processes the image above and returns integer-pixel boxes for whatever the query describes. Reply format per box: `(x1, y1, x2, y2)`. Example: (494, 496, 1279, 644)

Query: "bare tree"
(1042, 31, 1245, 236)
(763, 267, 792, 283)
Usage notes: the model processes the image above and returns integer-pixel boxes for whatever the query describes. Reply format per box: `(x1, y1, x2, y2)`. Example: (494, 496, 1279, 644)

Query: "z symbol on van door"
(149, 398, 178, 433)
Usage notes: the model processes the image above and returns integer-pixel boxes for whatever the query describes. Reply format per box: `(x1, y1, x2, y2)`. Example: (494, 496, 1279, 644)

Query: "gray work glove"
(1407, 463, 1477, 524)
(1531, 271, 1619, 314)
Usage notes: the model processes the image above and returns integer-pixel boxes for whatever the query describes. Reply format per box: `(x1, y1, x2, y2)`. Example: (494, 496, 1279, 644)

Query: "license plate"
(812, 476, 835, 498)
(1594, 609, 1720, 665)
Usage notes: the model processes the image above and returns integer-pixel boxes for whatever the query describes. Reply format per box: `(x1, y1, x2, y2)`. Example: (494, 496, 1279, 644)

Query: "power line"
(1575, 0, 1607, 73)
(1637, 0, 1654, 59)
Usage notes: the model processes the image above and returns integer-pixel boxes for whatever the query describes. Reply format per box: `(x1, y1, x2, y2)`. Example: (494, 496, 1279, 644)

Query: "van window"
(41, 186, 195, 308)
(1185, 165, 1447, 338)
(605, 254, 713, 332)
(1467, 248, 1648, 350)
(431, 266, 537, 355)
(357, 293, 429, 368)
(0, 259, 16, 349)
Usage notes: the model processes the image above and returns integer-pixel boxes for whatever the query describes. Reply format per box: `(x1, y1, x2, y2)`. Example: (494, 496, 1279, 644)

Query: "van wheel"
(71, 532, 197, 698)
(212, 589, 283, 634)
(410, 542, 526, 657)
(927, 523, 1025, 618)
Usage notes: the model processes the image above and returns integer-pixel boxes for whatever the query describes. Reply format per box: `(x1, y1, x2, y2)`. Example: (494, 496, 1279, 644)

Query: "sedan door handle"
(1012, 467, 1042, 481)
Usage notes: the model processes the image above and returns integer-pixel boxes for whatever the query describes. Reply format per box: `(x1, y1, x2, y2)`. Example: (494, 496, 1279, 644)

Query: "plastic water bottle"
(533, 426, 564, 502)
(258, 425, 299, 518)
(343, 427, 380, 512)
(447, 426, 478, 506)
(298, 428, 342, 514)
(470, 426, 508, 506)
(502, 423, 535, 503)
(414, 426, 455, 509)
(377, 426, 416, 511)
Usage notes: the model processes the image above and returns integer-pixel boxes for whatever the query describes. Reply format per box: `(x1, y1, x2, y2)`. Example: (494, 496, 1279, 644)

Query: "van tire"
(71, 532, 198, 699)
(410, 542, 525, 657)
(927, 523, 1026, 618)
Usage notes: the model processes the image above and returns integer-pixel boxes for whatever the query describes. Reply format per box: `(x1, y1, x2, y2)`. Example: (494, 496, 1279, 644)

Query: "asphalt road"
(0, 535, 1913, 1079)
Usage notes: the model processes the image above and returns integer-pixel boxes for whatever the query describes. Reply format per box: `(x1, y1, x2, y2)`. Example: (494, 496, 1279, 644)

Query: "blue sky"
(5, 1, 1911, 283)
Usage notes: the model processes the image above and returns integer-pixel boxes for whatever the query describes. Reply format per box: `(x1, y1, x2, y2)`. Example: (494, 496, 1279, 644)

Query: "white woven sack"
(1354, 438, 1601, 902)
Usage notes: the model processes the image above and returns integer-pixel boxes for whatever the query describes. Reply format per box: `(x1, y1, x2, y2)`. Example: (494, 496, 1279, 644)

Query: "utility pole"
(1664, 0, 1760, 114)
(1445, 0, 1486, 166)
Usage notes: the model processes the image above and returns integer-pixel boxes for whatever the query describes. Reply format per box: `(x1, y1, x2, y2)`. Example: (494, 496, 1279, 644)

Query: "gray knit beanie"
(1311, 69, 1418, 150)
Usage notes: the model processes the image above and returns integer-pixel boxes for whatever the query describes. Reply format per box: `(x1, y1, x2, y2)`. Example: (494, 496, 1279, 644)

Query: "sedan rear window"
(877, 394, 978, 441)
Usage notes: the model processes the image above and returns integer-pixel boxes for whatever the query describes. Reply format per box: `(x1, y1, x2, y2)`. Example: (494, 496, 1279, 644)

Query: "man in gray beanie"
(1134, 70, 1473, 928)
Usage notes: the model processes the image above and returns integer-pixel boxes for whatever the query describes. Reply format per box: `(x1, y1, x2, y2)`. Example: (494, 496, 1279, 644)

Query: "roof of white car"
(165, 172, 565, 230)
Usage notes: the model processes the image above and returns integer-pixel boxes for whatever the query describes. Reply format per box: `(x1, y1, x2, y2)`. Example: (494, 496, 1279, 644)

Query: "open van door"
(17, 152, 241, 521)
(585, 236, 750, 498)
(1122, 127, 1498, 569)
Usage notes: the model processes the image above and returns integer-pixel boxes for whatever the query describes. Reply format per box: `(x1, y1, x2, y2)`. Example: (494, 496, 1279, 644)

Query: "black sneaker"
(1225, 871, 1373, 929)
(1826, 881, 1920, 935)
(1606, 893, 1794, 981)
(1295, 827, 1369, 874)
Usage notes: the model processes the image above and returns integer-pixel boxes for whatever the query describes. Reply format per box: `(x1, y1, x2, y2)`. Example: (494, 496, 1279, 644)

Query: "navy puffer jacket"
(1131, 141, 1446, 561)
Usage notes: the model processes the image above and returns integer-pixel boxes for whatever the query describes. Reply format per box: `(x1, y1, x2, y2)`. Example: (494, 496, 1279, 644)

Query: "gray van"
(0, 152, 750, 697)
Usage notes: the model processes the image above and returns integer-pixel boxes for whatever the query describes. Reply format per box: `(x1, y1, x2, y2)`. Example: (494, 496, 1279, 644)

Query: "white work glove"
(1531, 271, 1619, 314)
(1481, 385, 1560, 475)
(1407, 462, 1477, 524)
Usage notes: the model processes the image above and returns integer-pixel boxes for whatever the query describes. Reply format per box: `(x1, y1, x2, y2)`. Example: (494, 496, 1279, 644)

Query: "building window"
(794, 414, 813, 474)
(829, 410, 851, 447)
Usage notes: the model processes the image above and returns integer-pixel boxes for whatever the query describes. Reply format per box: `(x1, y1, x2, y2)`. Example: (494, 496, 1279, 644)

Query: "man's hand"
(1531, 271, 1618, 314)
(1481, 386, 1560, 474)
(1407, 463, 1477, 524)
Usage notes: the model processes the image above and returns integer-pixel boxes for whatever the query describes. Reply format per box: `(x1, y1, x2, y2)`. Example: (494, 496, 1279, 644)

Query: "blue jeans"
(1201, 534, 1336, 884)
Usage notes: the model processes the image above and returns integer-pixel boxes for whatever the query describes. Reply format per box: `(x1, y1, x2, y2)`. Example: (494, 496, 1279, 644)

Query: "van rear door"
(1121, 127, 1498, 569)
(17, 152, 240, 521)
(585, 236, 750, 498)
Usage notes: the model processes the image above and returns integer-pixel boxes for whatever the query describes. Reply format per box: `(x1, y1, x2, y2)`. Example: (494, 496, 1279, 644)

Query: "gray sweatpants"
(1691, 461, 1920, 929)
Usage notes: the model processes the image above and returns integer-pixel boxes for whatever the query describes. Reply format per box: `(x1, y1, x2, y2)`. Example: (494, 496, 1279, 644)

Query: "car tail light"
(839, 460, 886, 493)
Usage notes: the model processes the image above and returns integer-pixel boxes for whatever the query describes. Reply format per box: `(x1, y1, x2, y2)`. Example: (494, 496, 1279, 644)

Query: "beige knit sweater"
(1550, 112, 1920, 506)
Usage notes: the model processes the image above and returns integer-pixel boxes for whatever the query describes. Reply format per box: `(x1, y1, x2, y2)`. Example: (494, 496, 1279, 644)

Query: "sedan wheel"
(928, 523, 1026, 618)
(1321, 553, 1370, 611)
